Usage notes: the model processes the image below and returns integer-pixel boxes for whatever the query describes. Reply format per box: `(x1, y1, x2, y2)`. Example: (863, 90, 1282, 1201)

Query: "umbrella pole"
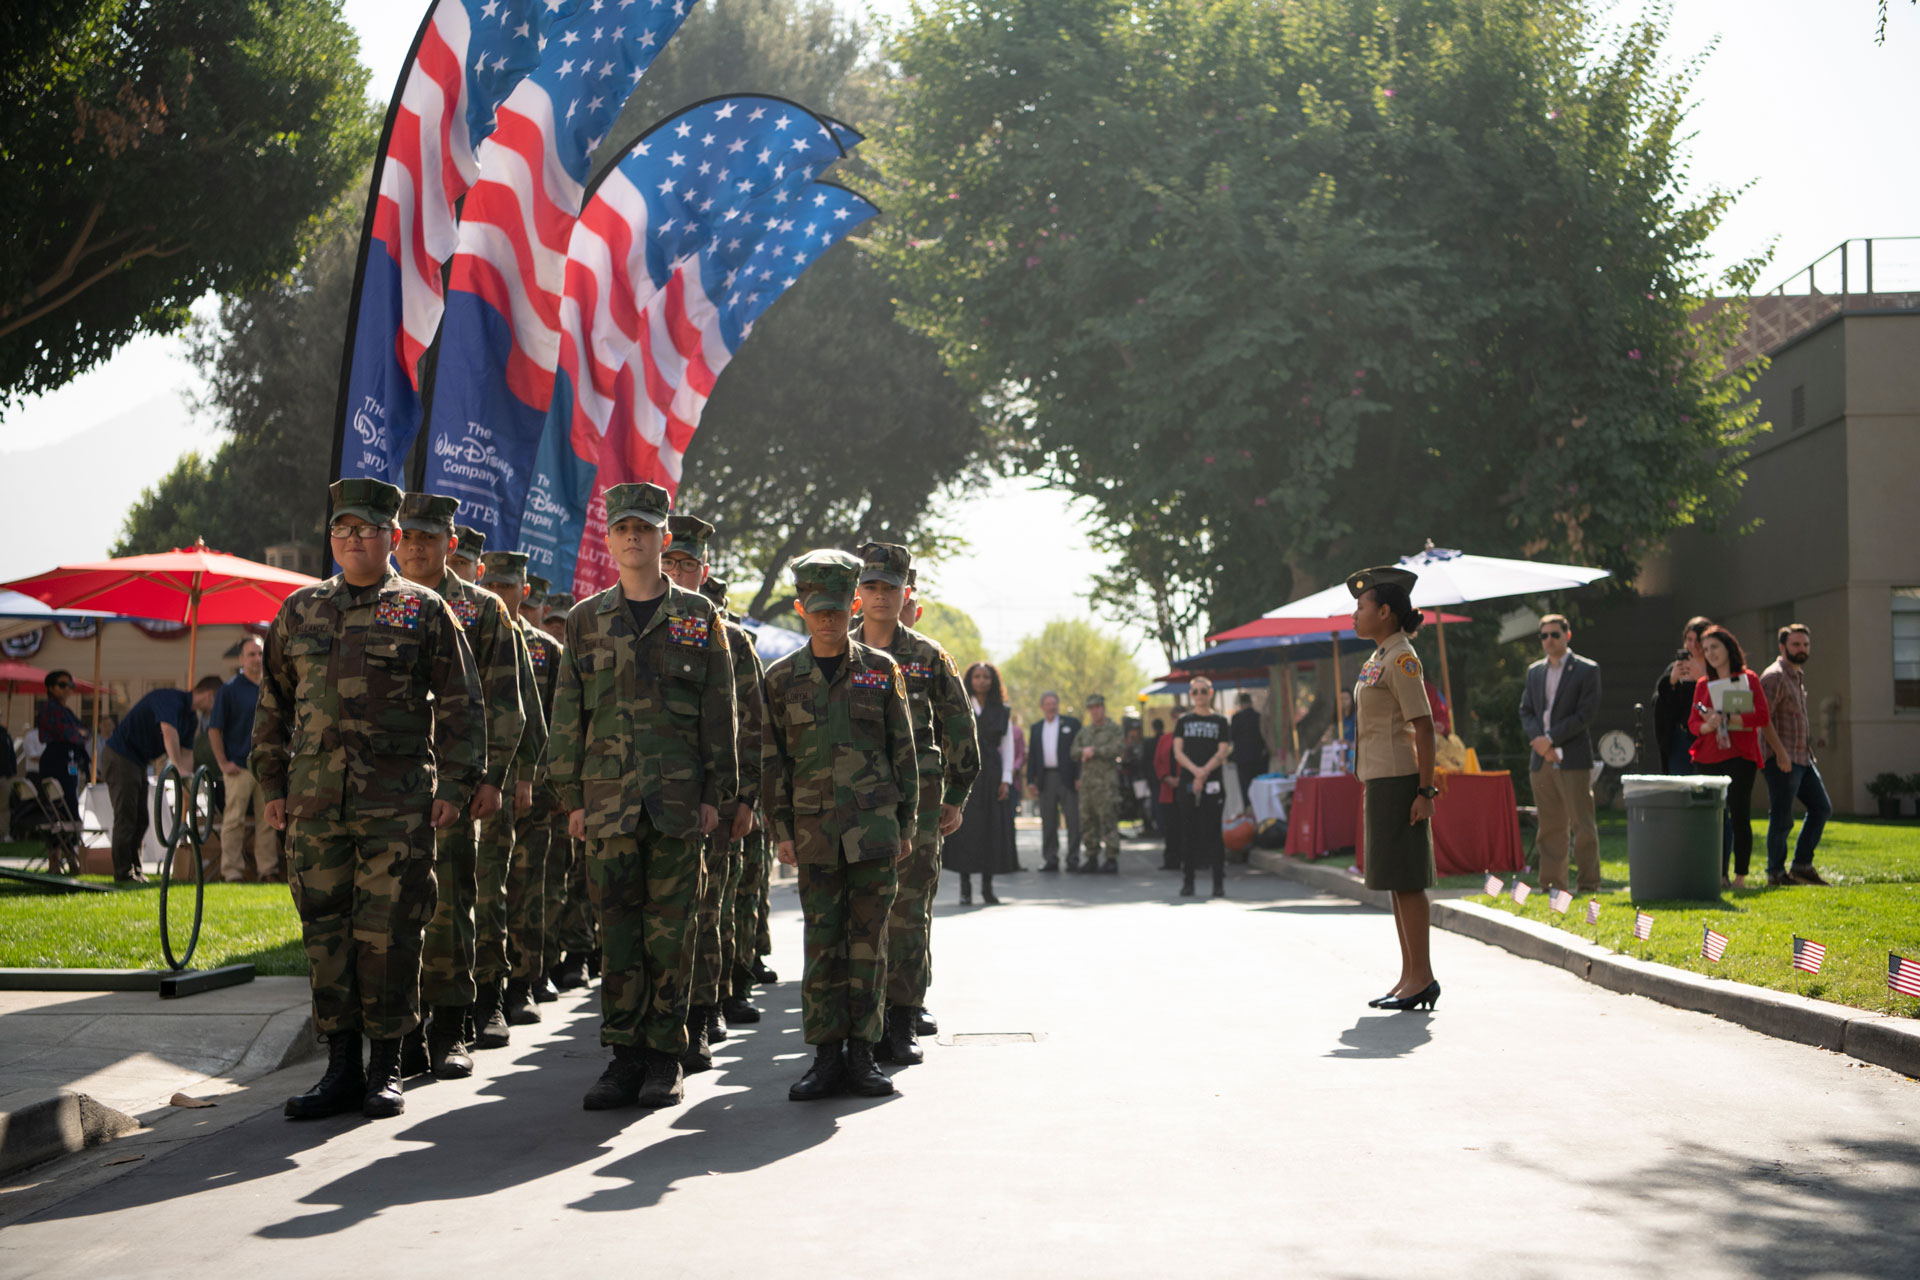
(185, 576, 201, 689)
(90, 628, 103, 785)
(1434, 615, 1455, 729)
(1283, 663, 1300, 766)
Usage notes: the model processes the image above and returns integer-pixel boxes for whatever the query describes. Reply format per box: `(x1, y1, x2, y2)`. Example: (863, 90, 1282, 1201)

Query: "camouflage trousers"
(540, 805, 572, 973)
(287, 812, 437, 1040)
(586, 817, 699, 1055)
(419, 815, 479, 1008)
(474, 794, 517, 985)
(798, 855, 897, 1045)
(884, 797, 944, 1008)
(751, 833, 773, 957)
(1081, 781, 1122, 863)
(507, 797, 550, 981)
(553, 818, 597, 957)
(692, 834, 743, 1008)
(728, 831, 768, 996)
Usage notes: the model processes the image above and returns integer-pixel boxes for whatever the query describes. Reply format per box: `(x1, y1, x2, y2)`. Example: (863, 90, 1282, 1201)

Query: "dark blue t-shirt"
(106, 689, 197, 764)
(208, 673, 261, 766)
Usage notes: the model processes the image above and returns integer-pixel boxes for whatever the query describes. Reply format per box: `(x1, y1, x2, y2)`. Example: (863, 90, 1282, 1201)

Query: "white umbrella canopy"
(1263, 544, 1610, 618)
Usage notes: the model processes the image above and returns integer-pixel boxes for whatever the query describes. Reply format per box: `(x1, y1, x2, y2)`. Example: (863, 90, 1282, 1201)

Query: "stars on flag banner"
(422, 0, 700, 550)
(1483, 874, 1503, 898)
(1549, 889, 1573, 915)
(1890, 953, 1920, 999)
(1791, 936, 1826, 975)
(1701, 926, 1729, 963)
(1510, 880, 1531, 906)
(1585, 899, 1601, 925)
(1633, 911, 1654, 941)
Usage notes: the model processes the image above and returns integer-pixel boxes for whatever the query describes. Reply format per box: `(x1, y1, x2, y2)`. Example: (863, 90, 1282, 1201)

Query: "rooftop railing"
(1728, 236, 1920, 365)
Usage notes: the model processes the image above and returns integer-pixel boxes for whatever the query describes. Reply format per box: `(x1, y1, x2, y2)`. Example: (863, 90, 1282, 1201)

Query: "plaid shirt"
(1760, 657, 1810, 767)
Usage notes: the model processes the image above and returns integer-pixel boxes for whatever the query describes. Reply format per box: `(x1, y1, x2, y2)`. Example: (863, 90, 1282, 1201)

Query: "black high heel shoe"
(1366, 992, 1400, 1008)
(1377, 981, 1440, 1012)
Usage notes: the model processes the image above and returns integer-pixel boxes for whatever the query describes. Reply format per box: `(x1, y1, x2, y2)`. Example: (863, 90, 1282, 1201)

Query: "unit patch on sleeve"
(374, 594, 423, 630)
(1397, 653, 1423, 680)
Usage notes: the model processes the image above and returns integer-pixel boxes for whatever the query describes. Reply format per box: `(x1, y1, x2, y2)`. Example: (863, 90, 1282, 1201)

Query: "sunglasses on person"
(50, 680, 71, 690)
(1539, 630, 1565, 640)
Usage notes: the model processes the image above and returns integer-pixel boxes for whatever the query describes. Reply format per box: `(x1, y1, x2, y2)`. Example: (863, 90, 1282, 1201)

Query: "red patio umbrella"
(2, 540, 319, 690)
(0, 661, 98, 695)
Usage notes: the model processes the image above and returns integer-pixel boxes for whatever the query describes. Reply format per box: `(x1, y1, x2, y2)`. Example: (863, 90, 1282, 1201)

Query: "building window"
(1896, 588, 1920, 711)
(1790, 384, 1806, 431)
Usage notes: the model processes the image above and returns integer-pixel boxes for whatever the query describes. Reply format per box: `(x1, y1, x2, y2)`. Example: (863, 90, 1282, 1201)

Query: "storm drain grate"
(938, 1032, 1045, 1046)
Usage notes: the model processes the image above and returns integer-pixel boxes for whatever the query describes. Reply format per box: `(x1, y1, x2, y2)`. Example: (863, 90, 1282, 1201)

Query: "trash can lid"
(1621, 773, 1730, 797)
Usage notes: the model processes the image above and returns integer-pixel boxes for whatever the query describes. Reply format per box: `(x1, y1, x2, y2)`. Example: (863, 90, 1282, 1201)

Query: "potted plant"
(1867, 772, 1906, 819)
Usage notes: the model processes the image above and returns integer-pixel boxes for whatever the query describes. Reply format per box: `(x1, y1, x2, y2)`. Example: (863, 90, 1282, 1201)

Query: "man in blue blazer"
(1518, 614, 1603, 893)
(1026, 692, 1081, 871)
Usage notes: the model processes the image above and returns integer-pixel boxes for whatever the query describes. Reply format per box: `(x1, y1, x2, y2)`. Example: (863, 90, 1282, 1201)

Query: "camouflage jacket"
(1077, 718, 1127, 794)
(762, 641, 919, 865)
(252, 570, 485, 820)
(506, 621, 547, 786)
(427, 571, 526, 791)
(852, 620, 980, 812)
(521, 620, 563, 805)
(548, 580, 738, 842)
(721, 617, 766, 821)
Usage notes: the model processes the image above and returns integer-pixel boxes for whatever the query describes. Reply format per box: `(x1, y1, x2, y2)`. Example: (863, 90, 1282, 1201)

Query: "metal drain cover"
(938, 1032, 1045, 1046)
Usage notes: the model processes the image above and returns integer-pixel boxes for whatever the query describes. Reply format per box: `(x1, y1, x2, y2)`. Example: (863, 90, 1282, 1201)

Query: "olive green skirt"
(1362, 773, 1435, 892)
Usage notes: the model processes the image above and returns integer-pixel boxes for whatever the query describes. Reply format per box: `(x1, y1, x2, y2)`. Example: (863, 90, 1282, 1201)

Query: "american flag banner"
(1791, 936, 1826, 975)
(1510, 880, 1531, 906)
(1549, 889, 1573, 915)
(570, 181, 879, 594)
(333, 0, 548, 485)
(1890, 953, 1920, 999)
(518, 98, 855, 586)
(1483, 874, 1503, 898)
(1633, 911, 1654, 941)
(421, 0, 699, 548)
(1701, 926, 1729, 963)
(1585, 899, 1601, 925)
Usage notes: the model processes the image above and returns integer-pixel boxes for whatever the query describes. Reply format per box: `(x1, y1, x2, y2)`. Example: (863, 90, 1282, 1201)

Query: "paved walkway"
(3, 838, 1916, 1278)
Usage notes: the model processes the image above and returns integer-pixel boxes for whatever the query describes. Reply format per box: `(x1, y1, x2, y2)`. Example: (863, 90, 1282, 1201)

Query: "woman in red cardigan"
(1688, 626, 1787, 889)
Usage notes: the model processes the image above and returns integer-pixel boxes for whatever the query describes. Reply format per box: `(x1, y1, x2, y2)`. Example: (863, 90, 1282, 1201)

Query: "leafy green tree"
(998, 619, 1148, 723)
(2, 0, 375, 406)
(908, 598, 987, 671)
(879, 0, 1765, 643)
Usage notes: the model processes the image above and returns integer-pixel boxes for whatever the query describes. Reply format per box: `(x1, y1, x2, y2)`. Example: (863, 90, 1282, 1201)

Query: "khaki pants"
(1533, 764, 1602, 892)
(219, 767, 280, 881)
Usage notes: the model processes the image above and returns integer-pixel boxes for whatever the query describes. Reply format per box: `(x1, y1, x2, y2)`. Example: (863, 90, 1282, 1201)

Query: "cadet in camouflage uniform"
(703, 574, 775, 1019)
(1076, 693, 1127, 873)
(256, 478, 484, 1121)
(524, 577, 579, 992)
(541, 588, 598, 984)
(764, 550, 918, 1101)
(448, 524, 484, 581)
(393, 493, 525, 1078)
(850, 543, 979, 1066)
(662, 516, 765, 1070)
(549, 483, 738, 1112)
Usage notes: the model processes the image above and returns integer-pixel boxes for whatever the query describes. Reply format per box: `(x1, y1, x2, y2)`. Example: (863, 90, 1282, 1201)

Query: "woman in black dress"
(945, 662, 1018, 904)
(1172, 677, 1232, 898)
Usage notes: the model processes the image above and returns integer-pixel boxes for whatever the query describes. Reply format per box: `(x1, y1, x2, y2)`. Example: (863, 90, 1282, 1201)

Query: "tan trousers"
(1533, 763, 1601, 892)
(220, 766, 280, 881)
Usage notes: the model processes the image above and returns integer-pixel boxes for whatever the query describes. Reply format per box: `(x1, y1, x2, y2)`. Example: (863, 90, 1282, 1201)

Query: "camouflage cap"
(328, 478, 403, 527)
(397, 492, 460, 535)
(450, 525, 486, 562)
(699, 575, 728, 608)
(524, 575, 550, 605)
(546, 592, 574, 619)
(1345, 565, 1419, 599)
(605, 481, 670, 528)
(791, 548, 861, 613)
(480, 550, 529, 585)
(1085, 692, 1106, 707)
(665, 513, 715, 562)
(858, 541, 911, 587)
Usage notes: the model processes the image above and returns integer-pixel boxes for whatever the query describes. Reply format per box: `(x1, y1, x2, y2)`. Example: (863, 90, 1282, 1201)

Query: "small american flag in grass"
(1511, 881, 1531, 905)
(1791, 936, 1826, 974)
(1549, 889, 1573, 915)
(1891, 953, 1920, 999)
(1633, 911, 1654, 941)
(1585, 899, 1601, 925)
(1484, 874, 1503, 897)
(1701, 926, 1729, 963)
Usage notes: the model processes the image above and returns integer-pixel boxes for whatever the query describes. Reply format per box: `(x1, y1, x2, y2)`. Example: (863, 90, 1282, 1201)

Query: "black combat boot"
(553, 952, 589, 991)
(705, 1005, 727, 1044)
(637, 1048, 686, 1109)
(533, 973, 559, 1003)
(845, 1039, 897, 1097)
(427, 1006, 474, 1079)
(883, 1006, 924, 1066)
(362, 1038, 406, 1118)
(503, 978, 542, 1026)
(721, 993, 761, 1024)
(587, 949, 602, 979)
(682, 1010, 713, 1073)
(751, 957, 778, 984)
(788, 1042, 848, 1101)
(582, 1045, 645, 1110)
(472, 979, 511, 1048)
(284, 1030, 365, 1120)
(399, 1027, 431, 1077)
(1103, 859, 1120, 874)
(913, 1007, 938, 1037)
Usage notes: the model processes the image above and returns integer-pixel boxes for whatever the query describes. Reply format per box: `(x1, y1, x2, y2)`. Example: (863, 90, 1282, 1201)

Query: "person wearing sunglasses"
(34, 670, 88, 821)
(1519, 614, 1603, 895)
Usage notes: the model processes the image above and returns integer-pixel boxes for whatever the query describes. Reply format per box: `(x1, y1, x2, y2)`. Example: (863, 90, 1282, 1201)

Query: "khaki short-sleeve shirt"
(1353, 631, 1433, 781)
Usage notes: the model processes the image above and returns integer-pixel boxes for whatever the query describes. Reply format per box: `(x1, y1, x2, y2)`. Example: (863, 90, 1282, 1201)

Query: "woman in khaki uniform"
(1347, 567, 1442, 1012)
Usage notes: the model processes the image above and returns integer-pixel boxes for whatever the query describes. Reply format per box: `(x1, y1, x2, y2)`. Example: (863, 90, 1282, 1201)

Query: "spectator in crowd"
(1229, 692, 1268, 809)
(1154, 718, 1180, 870)
(1519, 614, 1604, 895)
(209, 637, 280, 882)
(947, 662, 1018, 905)
(1026, 692, 1082, 871)
(0, 725, 18, 841)
(1653, 616, 1713, 774)
(1689, 626, 1787, 889)
(102, 679, 219, 882)
(34, 669, 88, 819)
(1760, 624, 1831, 887)
(1172, 677, 1231, 898)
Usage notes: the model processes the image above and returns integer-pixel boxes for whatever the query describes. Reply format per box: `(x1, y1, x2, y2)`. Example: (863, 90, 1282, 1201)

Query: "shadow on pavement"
(1325, 1013, 1434, 1059)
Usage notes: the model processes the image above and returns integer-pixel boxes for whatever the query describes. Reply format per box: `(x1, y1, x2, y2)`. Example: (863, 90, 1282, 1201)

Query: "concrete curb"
(0, 1092, 140, 1177)
(1251, 852, 1920, 1079)
(232, 1005, 323, 1079)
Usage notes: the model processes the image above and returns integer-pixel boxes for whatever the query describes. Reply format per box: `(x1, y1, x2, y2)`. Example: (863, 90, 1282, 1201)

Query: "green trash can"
(1622, 774, 1727, 901)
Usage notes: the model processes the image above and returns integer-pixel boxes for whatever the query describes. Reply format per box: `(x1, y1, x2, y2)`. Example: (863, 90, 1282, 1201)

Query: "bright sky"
(3, 0, 1916, 666)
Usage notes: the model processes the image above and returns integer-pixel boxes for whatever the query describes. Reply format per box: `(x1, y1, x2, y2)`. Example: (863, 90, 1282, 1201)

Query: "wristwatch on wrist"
(1417, 785, 1441, 799)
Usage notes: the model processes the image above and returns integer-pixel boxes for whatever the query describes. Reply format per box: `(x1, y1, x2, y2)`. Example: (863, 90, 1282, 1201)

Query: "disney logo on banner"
(432, 423, 517, 487)
(352, 395, 391, 453)
(521, 476, 566, 535)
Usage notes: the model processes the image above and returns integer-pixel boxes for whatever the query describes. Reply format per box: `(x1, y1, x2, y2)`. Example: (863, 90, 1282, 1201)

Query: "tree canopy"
(879, 0, 1765, 660)
(997, 619, 1149, 723)
(2, 0, 375, 407)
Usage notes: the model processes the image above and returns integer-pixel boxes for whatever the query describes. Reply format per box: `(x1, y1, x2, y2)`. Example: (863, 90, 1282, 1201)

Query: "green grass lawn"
(0, 868, 305, 975)
(1451, 814, 1920, 1015)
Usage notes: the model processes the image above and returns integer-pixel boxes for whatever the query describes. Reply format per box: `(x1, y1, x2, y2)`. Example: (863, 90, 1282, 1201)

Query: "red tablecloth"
(1354, 771, 1526, 877)
(1284, 774, 1363, 858)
